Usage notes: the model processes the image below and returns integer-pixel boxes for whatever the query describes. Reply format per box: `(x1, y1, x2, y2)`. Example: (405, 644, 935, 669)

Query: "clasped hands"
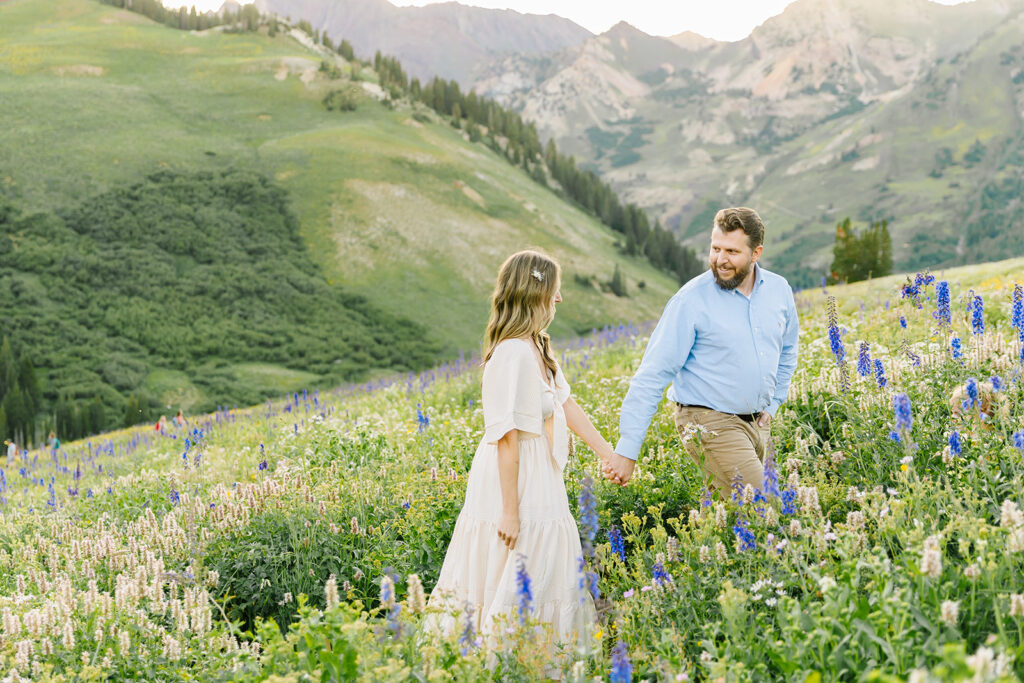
(598, 447, 634, 486)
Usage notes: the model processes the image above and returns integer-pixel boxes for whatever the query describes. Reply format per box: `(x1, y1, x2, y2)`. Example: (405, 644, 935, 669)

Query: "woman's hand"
(497, 512, 520, 550)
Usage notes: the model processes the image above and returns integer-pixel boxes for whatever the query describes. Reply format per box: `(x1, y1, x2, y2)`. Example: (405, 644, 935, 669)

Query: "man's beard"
(709, 258, 752, 290)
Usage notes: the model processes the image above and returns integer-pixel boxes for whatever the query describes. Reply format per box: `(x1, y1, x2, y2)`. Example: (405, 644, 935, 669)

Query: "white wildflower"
(940, 600, 959, 626)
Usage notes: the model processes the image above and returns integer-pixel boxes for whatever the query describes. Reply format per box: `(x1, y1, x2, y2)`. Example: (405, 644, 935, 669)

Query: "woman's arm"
(563, 396, 614, 462)
(496, 428, 520, 550)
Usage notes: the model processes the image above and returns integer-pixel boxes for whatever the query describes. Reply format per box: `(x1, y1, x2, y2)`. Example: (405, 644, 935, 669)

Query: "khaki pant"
(672, 405, 770, 494)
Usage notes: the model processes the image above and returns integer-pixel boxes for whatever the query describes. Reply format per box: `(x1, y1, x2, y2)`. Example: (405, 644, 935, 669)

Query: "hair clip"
(532, 269, 543, 282)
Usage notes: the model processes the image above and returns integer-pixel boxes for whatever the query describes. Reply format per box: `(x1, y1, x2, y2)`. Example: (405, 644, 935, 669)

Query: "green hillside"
(0, 0, 680, 424)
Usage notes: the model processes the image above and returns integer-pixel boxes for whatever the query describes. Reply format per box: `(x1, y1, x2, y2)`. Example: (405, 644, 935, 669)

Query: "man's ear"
(752, 245, 764, 263)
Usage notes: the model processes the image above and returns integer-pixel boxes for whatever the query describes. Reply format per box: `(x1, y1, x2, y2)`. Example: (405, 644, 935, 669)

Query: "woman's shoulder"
(489, 337, 534, 360)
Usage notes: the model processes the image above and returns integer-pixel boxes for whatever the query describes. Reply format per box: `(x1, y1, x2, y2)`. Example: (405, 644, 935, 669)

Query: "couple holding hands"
(427, 207, 800, 656)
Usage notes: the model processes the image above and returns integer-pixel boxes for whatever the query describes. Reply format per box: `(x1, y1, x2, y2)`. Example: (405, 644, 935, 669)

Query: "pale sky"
(175, 0, 970, 41)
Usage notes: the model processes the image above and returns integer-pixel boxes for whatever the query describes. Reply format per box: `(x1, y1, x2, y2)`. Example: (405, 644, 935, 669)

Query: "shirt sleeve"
(482, 341, 544, 444)
(553, 361, 571, 405)
(767, 287, 800, 416)
(615, 292, 695, 461)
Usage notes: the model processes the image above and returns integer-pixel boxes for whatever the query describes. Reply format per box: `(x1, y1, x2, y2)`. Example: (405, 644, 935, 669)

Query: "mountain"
(473, 0, 1024, 286)
(251, 0, 592, 83)
(0, 0, 677, 423)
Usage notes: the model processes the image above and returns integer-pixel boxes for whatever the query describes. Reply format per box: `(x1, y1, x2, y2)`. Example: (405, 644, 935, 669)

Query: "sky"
(177, 0, 971, 41)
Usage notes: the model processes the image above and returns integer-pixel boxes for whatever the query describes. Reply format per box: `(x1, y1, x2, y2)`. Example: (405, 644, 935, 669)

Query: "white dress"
(428, 338, 596, 650)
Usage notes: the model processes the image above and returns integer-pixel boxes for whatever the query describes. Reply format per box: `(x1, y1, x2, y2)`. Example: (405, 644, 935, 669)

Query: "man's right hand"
(601, 452, 636, 486)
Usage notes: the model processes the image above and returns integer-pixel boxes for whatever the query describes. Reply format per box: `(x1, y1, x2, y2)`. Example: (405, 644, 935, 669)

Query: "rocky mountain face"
(252, 0, 592, 83)
(473, 0, 1024, 285)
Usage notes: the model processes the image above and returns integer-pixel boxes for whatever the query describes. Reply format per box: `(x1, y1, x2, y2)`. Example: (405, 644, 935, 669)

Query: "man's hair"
(714, 207, 764, 249)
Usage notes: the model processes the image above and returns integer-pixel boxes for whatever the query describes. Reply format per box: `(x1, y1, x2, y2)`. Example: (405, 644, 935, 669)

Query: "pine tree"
(0, 337, 13, 399)
(609, 264, 627, 297)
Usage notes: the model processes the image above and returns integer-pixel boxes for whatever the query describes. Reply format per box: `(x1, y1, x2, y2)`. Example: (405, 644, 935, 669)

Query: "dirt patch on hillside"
(52, 64, 104, 77)
(454, 180, 485, 209)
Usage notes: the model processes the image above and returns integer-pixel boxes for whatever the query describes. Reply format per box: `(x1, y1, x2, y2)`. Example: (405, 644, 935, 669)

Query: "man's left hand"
(757, 412, 772, 429)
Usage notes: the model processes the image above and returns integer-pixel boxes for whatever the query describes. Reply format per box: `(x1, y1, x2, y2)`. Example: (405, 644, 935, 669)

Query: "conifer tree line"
(828, 217, 893, 284)
(0, 337, 41, 447)
(100, 0, 703, 285)
(98, 0, 261, 32)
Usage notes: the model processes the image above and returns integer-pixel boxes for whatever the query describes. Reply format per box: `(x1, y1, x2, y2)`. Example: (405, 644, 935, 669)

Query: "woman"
(428, 250, 614, 659)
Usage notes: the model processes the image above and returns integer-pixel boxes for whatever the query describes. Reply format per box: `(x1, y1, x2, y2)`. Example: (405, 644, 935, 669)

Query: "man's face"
(708, 226, 763, 290)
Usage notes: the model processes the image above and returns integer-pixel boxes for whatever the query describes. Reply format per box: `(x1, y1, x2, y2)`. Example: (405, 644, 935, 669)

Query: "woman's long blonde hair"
(484, 250, 561, 380)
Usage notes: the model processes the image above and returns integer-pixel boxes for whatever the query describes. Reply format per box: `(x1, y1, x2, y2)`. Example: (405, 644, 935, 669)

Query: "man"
(603, 207, 799, 493)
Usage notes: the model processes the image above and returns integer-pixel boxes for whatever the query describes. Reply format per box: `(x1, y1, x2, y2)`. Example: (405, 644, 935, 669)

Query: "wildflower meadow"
(1, 263, 1024, 681)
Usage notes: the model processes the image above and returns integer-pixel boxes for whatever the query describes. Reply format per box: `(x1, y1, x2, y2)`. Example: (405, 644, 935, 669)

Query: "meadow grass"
(0, 259, 1022, 680)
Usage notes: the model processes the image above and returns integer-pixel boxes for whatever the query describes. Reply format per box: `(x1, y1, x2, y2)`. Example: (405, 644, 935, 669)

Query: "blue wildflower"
(577, 555, 600, 601)
(416, 405, 430, 433)
(458, 603, 476, 655)
(701, 487, 713, 508)
(951, 336, 963, 360)
(1013, 285, 1024, 331)
(652, 561, 671, 586)
(515, 556, 532, 625)
(826, 297, 845, 364)
(963, 378, 979, 411)
(1013, 431, 1024, 455)
(578, 476, 598, 558)
(971, 295, 985, 335)
(169, 487, 180, 506)
(608, 527, 626, 562)
(948, 431, 962, 457)
(857, 342, 871, 377)
(934, 281, 951, 326)
(610, 641, 633, 683)
(888, 430, 901, 443)
(732, 518, 756, 551)
(780, 488, 797, 515)
(873, 359, 887, 388)
(893, 393, 913, 434)
(899, 315, 907, 329)
(762, 456, 781, 498)
(991, 375, 1003, 392)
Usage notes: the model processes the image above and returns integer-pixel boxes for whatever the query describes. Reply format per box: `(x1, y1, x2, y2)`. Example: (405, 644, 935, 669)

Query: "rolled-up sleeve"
(482, 341, 544, 444)
(615, 294, 694, 460)
(767, 289, 799, 415)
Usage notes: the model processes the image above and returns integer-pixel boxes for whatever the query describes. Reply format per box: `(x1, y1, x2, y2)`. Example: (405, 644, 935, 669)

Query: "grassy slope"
(0, 0, 678, 365)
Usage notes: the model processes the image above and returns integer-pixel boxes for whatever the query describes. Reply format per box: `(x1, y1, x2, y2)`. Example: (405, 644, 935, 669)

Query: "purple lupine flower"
(515, 556, 532, 625)
(899, 315, 907, 329)
(934, 281, 951, 326)
(1013, 431, 1024, 455)
(610, 641, 633, 683)
(857, 342, 871, 377)
(948, 431, 962, 457)
(762, 456, 781, 498)
(652, 561, 671, 586)
(458, 603, 476, 655)
(732, 518, 756, 551)
(780, 488, 797, 515)
(991, 375, 1003, 392)
(893, 393, 913, 434)
(873, 359, 887, 388)
(826, 297, 845, 364)
(578, 476, 598, 559)
(971, 295, 985, 335)
(951, 336, 963, 360)
(963, 378, 979, 411)
(608, 527, 626, 562)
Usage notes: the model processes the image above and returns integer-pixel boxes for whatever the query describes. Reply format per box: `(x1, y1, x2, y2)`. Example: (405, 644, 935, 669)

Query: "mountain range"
(263, 0, 1024, 285)
(251, 0, 593, 83)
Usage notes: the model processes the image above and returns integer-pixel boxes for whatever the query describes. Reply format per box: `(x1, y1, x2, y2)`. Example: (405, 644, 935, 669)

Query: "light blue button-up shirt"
(615, 265, 799, 461)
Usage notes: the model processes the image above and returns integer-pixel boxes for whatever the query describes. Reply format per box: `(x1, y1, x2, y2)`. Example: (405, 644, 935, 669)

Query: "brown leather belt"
(676, 403, 761, 424)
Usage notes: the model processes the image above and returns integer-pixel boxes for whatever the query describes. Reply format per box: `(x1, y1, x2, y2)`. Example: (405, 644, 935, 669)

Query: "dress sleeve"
(482, 341, 544, 444)
(553, 361, 571, 405)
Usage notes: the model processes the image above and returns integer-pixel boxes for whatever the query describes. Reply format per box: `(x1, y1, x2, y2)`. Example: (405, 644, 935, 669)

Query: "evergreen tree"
(0, 405, 6, 443)
(609, 264, 627, 297)
(829, 217, 893, 283)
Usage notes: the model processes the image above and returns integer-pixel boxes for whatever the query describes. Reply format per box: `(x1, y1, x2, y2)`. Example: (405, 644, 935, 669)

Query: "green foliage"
(829, 217, 893, 284)
(322, 85, 360, 112)
(609, 264, 627, 297)
(0, 171, 437, 434)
